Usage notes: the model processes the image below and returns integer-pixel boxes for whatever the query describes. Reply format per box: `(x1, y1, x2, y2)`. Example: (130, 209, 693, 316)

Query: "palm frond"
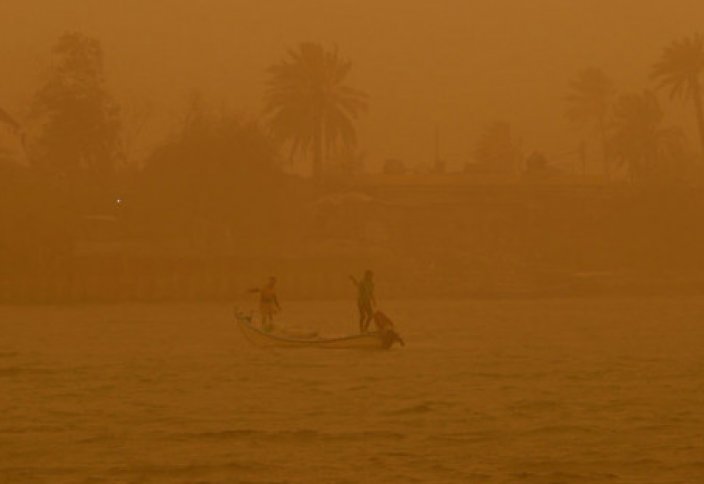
(652, 33, 704, 101)
(263, 42, 367, 173)
(564, 68, 614, 129)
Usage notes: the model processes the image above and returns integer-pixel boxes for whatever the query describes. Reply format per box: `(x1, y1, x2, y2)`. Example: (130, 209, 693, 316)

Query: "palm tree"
(652, 34, 704, 160)
(608, 91, 685, 182)
(264, 43, 368, 180)
(565, 68, 615, 176)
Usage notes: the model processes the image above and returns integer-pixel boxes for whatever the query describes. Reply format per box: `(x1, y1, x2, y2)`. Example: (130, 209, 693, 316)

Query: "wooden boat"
(235, 313, 402, 350)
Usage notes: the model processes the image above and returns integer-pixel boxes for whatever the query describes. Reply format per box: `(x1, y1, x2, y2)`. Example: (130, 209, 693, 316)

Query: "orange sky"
(1, 0, 702, 171)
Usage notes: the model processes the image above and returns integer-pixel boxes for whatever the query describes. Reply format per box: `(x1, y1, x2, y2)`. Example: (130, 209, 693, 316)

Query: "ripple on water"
(169, 428, 407, 444)
(4, 299, 704, 483)
(384, 400, 454, 416)
(0, 366, 56, 378)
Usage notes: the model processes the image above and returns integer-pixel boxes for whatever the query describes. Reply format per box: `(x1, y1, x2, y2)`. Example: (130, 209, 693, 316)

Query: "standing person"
(250, 277, 281, 331)
(350, 270, 376, 333)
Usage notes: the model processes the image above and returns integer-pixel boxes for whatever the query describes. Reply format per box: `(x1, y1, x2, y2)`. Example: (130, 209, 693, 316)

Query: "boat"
(235, 312, 402, 350)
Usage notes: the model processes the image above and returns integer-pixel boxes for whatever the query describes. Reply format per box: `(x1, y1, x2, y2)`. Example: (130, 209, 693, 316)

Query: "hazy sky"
(1, 0, 703, 171)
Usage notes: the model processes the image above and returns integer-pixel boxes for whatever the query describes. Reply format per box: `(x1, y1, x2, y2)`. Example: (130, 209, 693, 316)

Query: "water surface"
(2, 298, 704, 483)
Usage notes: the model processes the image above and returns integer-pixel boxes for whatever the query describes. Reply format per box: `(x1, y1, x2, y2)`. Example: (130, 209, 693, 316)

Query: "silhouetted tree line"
(1, 33, 375, 302)
(3, 30, 704, 302)
(566, 33, 704, 182)
(128, 96, 295, 248)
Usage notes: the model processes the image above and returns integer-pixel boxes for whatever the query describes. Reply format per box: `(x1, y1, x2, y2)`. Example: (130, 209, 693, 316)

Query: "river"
(2, 298, 704, 482)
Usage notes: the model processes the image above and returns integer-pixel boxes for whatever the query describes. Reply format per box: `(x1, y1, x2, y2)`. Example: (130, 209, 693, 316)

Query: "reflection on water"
(2, 298, 704, 482)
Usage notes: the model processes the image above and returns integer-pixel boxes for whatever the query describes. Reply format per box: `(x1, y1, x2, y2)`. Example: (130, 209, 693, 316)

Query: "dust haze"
(2, 0, 703, 167)
(3, 1, 704, 482)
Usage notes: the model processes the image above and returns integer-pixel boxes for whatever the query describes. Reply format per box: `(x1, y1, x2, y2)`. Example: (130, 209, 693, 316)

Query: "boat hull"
(237, 317, 394, 349)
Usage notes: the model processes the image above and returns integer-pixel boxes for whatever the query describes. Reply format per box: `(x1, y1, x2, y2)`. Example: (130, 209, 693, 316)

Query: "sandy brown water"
(2, 298, 704, 483)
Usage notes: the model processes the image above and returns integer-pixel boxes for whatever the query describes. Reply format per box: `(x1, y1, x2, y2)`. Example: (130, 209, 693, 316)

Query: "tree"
(652, 34, 704, 160)
(474, 121, 521, 173)
(31, 32, 122, 179)
(264, 42, 367, 180)
(0, 107, 20, 134)
(608, 91, 685, 182)
(0, 107, 24, 163)
(1, 106, 73, 279)
(565, 68, 615, 176)
(136, 100, 289, 247)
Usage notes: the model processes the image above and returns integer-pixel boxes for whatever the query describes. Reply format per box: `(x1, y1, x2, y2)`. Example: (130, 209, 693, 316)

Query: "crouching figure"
(373, 311, 405, 348)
